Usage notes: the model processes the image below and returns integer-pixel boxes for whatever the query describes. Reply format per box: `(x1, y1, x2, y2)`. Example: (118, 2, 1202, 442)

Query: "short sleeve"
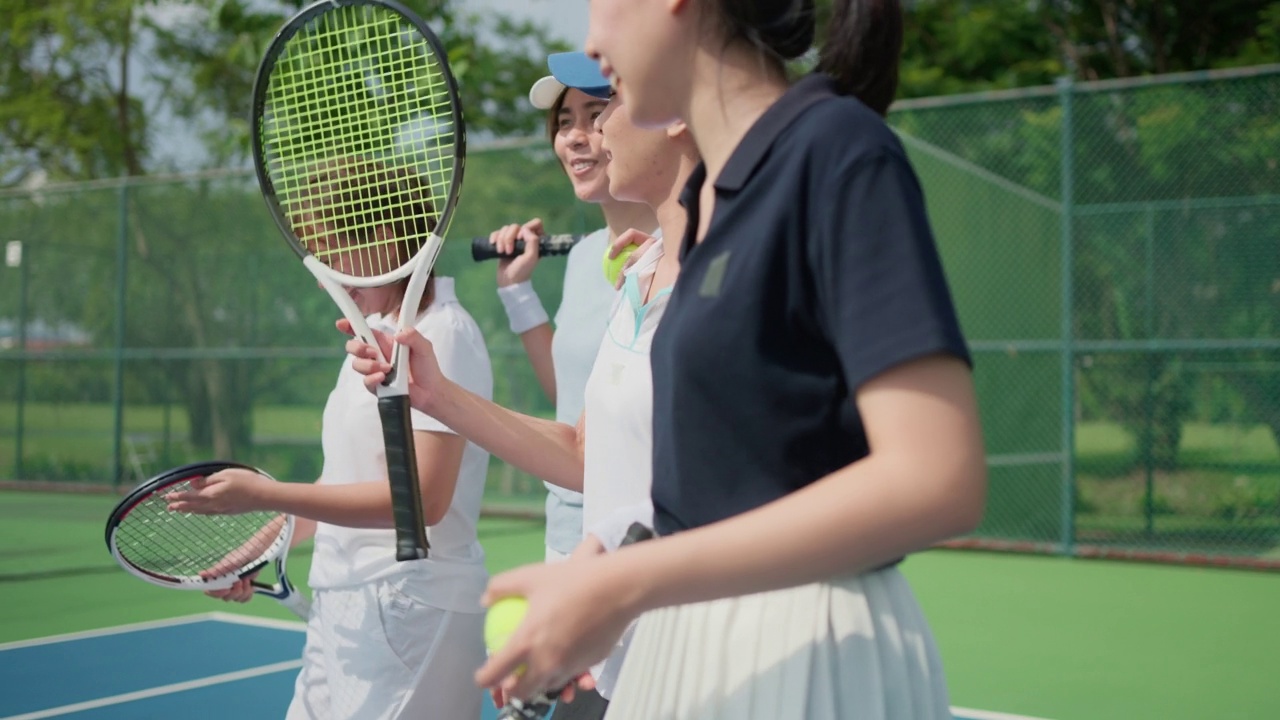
(409, 313, 493, 435)
(809, 148, 971, 391)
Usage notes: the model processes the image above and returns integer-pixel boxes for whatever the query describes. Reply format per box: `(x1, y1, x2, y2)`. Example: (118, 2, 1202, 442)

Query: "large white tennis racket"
(251, 0, 467, 560)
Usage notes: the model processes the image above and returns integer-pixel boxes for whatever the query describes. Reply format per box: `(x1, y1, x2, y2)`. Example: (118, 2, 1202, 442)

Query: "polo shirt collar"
(713, 73, 839, 192)
(432, 276, 456, 305)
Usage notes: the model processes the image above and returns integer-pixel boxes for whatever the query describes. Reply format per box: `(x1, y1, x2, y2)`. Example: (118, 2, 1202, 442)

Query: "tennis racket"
(252, 0, 467, 561)
(496, 522, 656, 720)
(105, 461, 311, 619)
(470, 234, 581, 262)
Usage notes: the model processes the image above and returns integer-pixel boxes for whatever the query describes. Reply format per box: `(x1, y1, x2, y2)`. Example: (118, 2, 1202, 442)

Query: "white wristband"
(497, 281, 550, 335)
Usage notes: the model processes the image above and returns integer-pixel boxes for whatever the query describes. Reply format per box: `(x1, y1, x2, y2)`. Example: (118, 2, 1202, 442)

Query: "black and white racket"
(470, 234, 581, 262)
(252, 0, 467, 561)
(105, 461, 311, 619)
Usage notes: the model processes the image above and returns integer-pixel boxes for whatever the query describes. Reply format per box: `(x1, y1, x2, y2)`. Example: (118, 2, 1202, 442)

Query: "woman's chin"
(572, 174, 612, 204)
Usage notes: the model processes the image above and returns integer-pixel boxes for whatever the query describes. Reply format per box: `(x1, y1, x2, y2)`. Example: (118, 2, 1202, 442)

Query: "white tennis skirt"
(603, 565, 951, 720)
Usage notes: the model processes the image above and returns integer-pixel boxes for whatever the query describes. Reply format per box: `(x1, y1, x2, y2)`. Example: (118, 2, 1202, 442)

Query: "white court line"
(207, 611, 306, 632)
(954, 706, 1053, 720)
(0, 614, 218, 651)
(0, 660, 304, 720)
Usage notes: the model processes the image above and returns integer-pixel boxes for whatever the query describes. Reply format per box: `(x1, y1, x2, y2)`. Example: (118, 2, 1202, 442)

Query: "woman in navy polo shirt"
(479, 0, 987, 717)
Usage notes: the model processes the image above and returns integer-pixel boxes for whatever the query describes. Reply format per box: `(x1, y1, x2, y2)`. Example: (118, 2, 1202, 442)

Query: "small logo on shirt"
(699, 251, 731, 298)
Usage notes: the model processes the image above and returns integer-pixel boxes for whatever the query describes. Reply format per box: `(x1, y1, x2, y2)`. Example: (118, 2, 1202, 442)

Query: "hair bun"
(758, 0, 815, 60)
(725, 0, 816, 62)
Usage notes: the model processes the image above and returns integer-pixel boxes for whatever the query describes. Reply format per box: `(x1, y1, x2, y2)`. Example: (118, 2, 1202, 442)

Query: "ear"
(668, 0, 690, 14)
(665, 119, 688, 139)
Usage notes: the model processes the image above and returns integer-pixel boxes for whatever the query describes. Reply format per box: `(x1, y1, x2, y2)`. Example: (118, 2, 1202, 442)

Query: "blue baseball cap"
(529, 52, 611, 110)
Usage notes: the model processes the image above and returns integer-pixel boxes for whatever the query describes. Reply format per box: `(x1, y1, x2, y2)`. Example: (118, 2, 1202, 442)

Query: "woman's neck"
(600, 198, 658, 239)
(653, 151, 699, 247)
(685, 46, 789, 186)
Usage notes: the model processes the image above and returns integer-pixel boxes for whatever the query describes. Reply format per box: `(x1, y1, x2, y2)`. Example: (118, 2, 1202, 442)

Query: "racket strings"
(260, 3, 458, 280)
(113, 481, 286, 582)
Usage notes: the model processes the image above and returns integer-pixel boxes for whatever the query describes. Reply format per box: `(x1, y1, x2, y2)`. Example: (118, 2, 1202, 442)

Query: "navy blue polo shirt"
(649, 73, 972, 537)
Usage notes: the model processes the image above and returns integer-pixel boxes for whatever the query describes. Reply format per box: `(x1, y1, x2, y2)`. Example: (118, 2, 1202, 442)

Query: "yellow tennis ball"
(603, 244, 638, 286)
(484, 596, 529, 653)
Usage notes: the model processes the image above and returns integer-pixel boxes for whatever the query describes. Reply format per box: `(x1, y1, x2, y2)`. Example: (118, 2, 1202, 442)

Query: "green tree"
(0, 0, 567, 464)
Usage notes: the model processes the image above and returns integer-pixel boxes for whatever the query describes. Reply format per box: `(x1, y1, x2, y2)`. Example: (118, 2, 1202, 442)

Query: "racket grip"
(471, 234, 580, 262)
(378, 395, 430, 561)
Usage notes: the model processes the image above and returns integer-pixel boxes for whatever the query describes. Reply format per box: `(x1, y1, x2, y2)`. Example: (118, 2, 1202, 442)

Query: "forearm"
(498, 280, 556, 403)
(518, 324, 557, 403)
(612, 455, 985, 614)
(262, 481, 399, 529)
(290, 515, 318, 546)
(429, 382, 584, 492)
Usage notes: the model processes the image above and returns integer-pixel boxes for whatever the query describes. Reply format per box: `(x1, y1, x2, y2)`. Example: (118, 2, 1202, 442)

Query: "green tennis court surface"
(1, 491, 1276, 719)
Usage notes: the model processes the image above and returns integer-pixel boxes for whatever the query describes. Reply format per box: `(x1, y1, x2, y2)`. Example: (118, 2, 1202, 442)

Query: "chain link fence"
(894, 64, 1280, 568)
(2, 66, 1278, 568)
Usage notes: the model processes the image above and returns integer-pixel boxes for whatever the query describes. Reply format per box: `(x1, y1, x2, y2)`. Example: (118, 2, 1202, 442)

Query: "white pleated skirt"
(603, 565, 951, 720)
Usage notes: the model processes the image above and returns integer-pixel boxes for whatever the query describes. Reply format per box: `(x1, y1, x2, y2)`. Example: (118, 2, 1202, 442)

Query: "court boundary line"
(0, 612, 303, 652)
(207, 611, 306, 632)
(0, 613, 218, 651)
(0, 659, 304, 720)
(953, 706, 1053, 720)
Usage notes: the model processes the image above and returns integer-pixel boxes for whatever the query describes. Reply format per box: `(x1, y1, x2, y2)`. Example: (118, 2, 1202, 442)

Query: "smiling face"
(585, 0, 698, 128)
(597, 95, 676, 206)
(552, 88, 612, 203)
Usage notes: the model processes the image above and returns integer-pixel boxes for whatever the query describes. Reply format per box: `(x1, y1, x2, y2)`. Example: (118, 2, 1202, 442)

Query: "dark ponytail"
(816, 0, 902, 116)
(713, 0, 902, 116)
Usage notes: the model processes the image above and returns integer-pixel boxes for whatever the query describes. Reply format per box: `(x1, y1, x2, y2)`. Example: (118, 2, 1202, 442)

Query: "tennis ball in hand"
(603, 244, 638, 286)
(484, 596, 529, 652)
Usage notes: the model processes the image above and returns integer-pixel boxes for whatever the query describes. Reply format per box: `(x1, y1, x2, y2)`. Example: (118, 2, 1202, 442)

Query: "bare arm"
(608, 356, 984, 607)
(517, 323, 557, 402)
(494, 218, 558, 403)
(429, 381, 586, 492)
(262, 430, 465, 527)
(290, 516, 317, 547)
(346, 328, 587, 492)
(168, 430, 467, 528)
(475, 355, 987, 698)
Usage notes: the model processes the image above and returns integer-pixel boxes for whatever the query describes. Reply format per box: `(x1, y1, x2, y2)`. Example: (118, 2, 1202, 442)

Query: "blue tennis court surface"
(0, 614, 1046, 720)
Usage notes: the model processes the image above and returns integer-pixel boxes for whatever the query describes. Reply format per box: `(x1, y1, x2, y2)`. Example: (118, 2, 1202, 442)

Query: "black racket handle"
(471, 234, 581, 262)
(497, 523, 656, 718)
(379, 395, 430, 561)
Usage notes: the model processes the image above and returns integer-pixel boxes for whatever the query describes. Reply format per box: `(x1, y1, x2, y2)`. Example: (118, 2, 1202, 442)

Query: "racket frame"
(251, 0, 469, 561)
(104, 460, 311, 618)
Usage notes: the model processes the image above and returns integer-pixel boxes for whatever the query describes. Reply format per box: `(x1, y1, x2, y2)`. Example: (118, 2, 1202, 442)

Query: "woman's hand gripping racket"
(252, 0, 468, 561)
(105, 461, 311, 619)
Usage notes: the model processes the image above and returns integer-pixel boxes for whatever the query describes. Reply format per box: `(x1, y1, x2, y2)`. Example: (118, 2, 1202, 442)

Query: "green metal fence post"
(1143, 206, 1157, 535)
(1057, 76, 1077, 556)
(111, 181, 129, 489)
(14, 241, 29, 480)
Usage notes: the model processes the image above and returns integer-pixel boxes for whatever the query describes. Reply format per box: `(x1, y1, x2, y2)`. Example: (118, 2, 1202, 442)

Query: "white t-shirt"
(581, 239, 669, 546)
(580, 240, 671, 699)
(308, 277, 494, 613)
(544, 227, 616, 555)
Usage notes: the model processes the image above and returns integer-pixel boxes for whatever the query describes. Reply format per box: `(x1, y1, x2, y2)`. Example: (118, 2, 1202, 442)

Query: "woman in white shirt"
(167, 159, 494, 720)
(341, 87, 697, 708)
(487, 52, 657, 569)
